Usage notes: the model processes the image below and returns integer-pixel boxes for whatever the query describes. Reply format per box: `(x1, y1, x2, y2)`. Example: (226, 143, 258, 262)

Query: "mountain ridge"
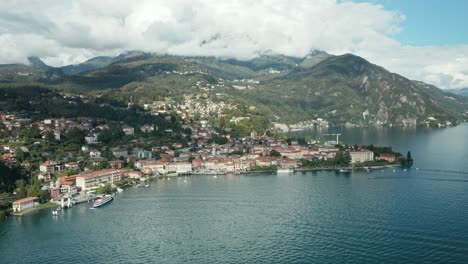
(1, 51, 467, 127)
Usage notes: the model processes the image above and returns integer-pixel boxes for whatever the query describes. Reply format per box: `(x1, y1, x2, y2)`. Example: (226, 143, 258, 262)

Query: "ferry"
(277, 168, 294, 174)
(93, 194, 113, 208)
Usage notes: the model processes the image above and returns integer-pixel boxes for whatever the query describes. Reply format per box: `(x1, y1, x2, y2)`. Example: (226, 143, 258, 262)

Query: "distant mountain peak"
(446, 87, 468, 97)
(115, 50, 149, 60)
(339, 53, 371, 64)
(27, 56, 49, 68)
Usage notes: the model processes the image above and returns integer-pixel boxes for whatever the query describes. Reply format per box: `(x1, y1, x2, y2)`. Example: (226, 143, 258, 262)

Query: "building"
(140, 124, 154, 133)
(250, 130, 258, 139)
(109, 160, 125, 169)
(279, 159, 299, 169)
(2, 153, 16, 166)
(112, 148, 128, 159)
(38, 172, 52, 181)
(65, 162, 80, 170)
(89, 149, 101, 158)
(39, 161, 63, 173)
(349, 149, 374, 164)
(127, 170, 143, 179)
(75, 169, 122, 192)
(85, 134, 99, 144)
(12, 197, 39, 213)
(135, 150, 152, 160)
(165, 162, 192, 175)
(376, 153, 396, 163)
(122, 124, 134, 136)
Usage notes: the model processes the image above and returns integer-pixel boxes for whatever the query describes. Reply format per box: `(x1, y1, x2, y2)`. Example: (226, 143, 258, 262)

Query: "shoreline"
(295, 164, 400, 172)
(163, 164, 401, 177)
(10, 202, 56, 217)
(5, 164, 404, 218)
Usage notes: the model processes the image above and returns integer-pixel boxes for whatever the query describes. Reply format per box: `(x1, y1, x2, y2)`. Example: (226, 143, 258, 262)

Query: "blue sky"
(355, 0, 468, 45)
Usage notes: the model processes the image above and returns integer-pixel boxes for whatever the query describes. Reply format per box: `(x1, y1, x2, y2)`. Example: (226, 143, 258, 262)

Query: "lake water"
(1, 124, 468, 263)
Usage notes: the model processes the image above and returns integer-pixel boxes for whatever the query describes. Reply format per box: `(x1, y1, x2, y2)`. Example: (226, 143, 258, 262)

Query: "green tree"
(399, 151, 414, 168)
(15, 179, 27, 198)
(98, 123, 125, 144)
(20, 124, 41, 144)
(270, 149, 281, 157)
(64, 127, 86, 145)
(406, 151, 414, 167)
(126, 161, 135, 170)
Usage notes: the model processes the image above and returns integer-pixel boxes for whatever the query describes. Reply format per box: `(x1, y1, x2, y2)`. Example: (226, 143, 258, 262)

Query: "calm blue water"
(1, 125, 468, 263)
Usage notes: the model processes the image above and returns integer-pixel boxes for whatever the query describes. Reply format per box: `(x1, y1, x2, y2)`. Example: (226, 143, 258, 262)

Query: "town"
(0, 110, 409, 217)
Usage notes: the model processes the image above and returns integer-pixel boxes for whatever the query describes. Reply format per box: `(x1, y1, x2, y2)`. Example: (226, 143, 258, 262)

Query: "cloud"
(0, 0, 466, 89)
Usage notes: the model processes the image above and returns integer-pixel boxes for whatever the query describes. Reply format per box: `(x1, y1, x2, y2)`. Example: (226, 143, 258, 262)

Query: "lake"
(1, 124, 468, 263)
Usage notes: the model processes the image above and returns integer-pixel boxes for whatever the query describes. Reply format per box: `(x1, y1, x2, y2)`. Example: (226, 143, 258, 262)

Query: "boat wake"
(371, 176, 468, 183)
(418, 168, 468, 175)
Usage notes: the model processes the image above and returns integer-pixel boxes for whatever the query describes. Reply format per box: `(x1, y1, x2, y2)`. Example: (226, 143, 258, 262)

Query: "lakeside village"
(0, 112, 413, 218)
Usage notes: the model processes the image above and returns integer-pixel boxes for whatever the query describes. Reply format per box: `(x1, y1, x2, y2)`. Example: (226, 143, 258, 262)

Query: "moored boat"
(93, 194, 113, 208)
(277, 168, 294, 174)
(337, 168, 351, 173)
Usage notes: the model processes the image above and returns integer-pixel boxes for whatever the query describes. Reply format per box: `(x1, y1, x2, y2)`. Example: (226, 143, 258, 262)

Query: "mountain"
(236, 54, 468, 125)
(412, 81, 468, 117)
(446, 88, 468, 97)
(2, 51, 467, 127)
(0, 57, 64, 82)
(0, 51, 152, 82)
(60, 50, 152, 75)
(27, 56, 49, 68)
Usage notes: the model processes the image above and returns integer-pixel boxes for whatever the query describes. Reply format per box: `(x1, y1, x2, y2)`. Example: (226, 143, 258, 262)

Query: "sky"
(0, 0, 467, 89)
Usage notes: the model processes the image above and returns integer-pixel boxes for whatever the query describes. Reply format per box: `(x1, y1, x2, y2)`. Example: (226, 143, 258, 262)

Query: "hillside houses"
(122, 124, 134, 135)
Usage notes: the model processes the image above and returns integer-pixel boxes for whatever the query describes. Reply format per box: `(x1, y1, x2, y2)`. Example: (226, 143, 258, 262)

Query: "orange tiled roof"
(13, 197, 38, 205)
(74, 169, 121, 179)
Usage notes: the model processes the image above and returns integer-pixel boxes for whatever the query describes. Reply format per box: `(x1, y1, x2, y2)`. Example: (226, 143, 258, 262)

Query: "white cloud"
(0, 0, 466, 88)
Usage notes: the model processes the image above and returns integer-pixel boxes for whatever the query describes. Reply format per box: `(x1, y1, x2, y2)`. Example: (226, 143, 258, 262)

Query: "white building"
(122, 125, 134, 136)
(165, 162, 192, 174)
(144, 161, 166, 174)
(39, 161, 63, 173)
(112, 148, 128, 158)
(89, 150, 101, 158)
(349, 149, 374, 164)
(12, 197, 39, 213)
(75, 169, 122, 192)
(85, 134, 99, 144)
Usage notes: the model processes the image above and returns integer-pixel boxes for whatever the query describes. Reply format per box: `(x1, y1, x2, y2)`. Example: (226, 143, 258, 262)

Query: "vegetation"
(251, 165, 278, 171)
(353, 160, 391, 167)
(95, 184, 115, 195)
(300, 151, 351, 168)
(0, 162, 25, 194)
(399, 151, 414, 168)
(364, 144, 394, 158)
(270, 149, 281, 157)
(0, 161, 49, 217)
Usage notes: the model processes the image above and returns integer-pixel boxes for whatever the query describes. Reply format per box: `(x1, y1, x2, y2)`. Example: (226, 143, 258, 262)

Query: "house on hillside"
(122, 124, 134, 136)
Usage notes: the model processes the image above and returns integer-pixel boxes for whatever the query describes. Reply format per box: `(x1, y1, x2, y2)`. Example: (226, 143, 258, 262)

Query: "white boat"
(277, 168, 294, 173)
(117, 187, 124, 193)
(337, 168, 351, 173)
(144, 184, 149, 188)
(52, 210, 58, 215)
(93, 194, 113, 208)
